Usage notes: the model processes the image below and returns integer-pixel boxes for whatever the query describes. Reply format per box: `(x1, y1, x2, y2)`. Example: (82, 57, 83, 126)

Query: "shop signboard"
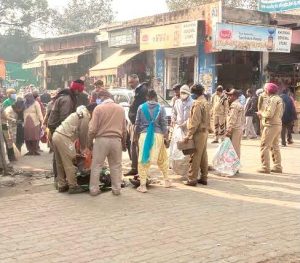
(140, 21, 198, 51)
(214, 23, 292, 53)
(259, 0, 300, 12)
(205, 1, 222, 53)
(109, 28, 137, 47)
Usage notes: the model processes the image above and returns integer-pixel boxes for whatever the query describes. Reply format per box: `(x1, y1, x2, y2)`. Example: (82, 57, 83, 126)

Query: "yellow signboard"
(140, 21, 198, 51)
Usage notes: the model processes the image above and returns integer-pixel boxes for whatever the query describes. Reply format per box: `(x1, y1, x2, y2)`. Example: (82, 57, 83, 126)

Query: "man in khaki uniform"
(211, 85, 229, 143)
(257, 87, 269, 135)
(52, 104, 96, 194)
(257, 83, 283, 174)
(225, 89, 245, 160)
(184, 84, 210, 186)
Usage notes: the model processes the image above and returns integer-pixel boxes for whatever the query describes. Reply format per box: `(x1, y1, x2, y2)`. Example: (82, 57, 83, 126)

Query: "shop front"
(23, 49, 94, 89)
(213, 22, 292, 92)
(140, 20, 199, 99)
(89, 49, 152, 88)
(90, 26, 153, 87)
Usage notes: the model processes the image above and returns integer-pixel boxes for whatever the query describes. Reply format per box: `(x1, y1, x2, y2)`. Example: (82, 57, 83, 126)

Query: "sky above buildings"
(48, 0, 169, 21)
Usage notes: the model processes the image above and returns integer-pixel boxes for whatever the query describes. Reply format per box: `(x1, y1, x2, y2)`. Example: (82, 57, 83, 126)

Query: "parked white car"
(108, 88, 172, 126)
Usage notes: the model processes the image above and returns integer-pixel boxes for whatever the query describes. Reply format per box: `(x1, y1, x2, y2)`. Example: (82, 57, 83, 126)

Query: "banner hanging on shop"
(204, 1, 222, 53)
(259, 0, 300, 12)
(140, 21, 198, 51)
(214, 23, 292, 53)
(0, 59, 5, 79)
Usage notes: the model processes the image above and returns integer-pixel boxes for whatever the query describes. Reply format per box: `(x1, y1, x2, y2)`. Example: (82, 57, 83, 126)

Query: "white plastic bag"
(169, 126, 189, 175)
(212, 138, 241, 176)
(169, 126, 185, 161)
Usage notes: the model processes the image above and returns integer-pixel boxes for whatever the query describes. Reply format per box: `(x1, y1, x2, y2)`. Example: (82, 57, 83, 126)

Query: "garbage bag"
(212, 138, 241, 176)
(169, 125, 189, 176)
(169, 126, 185, 161)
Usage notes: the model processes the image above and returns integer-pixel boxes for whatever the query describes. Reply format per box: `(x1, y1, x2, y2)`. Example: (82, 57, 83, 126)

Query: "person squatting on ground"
(257, 83, 284, 174)
(88, 90, 127, 196)
(244, 89, 258, 139)
(135, 89, 172, 193)
(184, 84, 210, 187)
(125, 74, 148, 176)
(225, 89, 245, 162)
(52, 104, 96, 194)
(211, 85, 229, 143)
(48, 80, 84, 183)
(280, 89, 297, 146)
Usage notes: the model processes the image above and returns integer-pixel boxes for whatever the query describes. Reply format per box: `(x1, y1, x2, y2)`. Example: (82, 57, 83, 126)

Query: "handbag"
(177, 139, 196, 155)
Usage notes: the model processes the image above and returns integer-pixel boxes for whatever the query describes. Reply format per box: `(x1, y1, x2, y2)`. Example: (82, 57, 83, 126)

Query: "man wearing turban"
(257, 83, 284, 174)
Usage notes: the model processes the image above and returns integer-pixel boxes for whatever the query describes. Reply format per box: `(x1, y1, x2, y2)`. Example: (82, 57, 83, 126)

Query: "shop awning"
(47, 49, 92, 66)
(22, 54, 47, 69)
(22, 49, 92, 69)
(89, 49, 142, 76)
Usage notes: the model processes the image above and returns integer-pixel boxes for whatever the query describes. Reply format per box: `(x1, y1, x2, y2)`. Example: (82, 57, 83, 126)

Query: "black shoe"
(211, 140, 219, 144)
(184, 180, 197, 186)
(287, 140, 293, 145)
(124, 169, 138, 176)
(58, 185, 69, 193)
(197, 179, 208, 185)
(271, 168, 283, 174)
(68, 186, 86, 194)
(129, 178, 151, 187)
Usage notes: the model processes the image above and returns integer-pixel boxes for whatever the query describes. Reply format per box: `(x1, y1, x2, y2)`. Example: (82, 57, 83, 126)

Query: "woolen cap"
(180, 85, 191, 95)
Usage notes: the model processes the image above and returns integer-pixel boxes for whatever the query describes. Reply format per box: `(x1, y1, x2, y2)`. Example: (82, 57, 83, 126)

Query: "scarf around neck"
(141, 102, 161, 164)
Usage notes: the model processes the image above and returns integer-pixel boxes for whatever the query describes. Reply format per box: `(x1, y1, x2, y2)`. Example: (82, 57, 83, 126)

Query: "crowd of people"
(0, 75, 298, 195)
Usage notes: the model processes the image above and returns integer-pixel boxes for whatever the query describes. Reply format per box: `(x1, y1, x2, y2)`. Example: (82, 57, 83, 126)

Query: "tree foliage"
(166, 0, 258, 10)
(51, 0, 114, 34)
(0, 30, 33, 62)
(0, 0, 50, 31)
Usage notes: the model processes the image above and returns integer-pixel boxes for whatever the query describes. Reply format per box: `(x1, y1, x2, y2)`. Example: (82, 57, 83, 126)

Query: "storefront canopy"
(89, 49, 142, 77)
(22, 54, 47, 69)
(22, 49, 92, 69)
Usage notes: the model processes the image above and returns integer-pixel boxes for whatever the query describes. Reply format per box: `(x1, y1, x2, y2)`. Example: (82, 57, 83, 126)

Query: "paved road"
(0, 135, 300, 263)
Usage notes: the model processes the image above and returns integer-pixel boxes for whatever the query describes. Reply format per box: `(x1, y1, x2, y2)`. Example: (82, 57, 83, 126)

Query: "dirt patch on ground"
(258, 253, 300, 263)
(0, 168, 55, 197)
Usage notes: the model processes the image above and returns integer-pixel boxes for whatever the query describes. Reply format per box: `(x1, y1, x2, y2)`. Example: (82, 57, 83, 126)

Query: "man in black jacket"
(281, 89, 297, 146)
(244, 89, 258, 139)
(125, 74, 148, 176)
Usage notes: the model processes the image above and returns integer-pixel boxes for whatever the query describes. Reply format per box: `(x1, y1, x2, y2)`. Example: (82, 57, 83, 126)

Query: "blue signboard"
(259, 0, 300, 12)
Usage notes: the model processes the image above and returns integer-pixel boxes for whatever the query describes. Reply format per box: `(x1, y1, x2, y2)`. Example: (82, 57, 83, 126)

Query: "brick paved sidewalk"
(0, 136, 299, 263)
